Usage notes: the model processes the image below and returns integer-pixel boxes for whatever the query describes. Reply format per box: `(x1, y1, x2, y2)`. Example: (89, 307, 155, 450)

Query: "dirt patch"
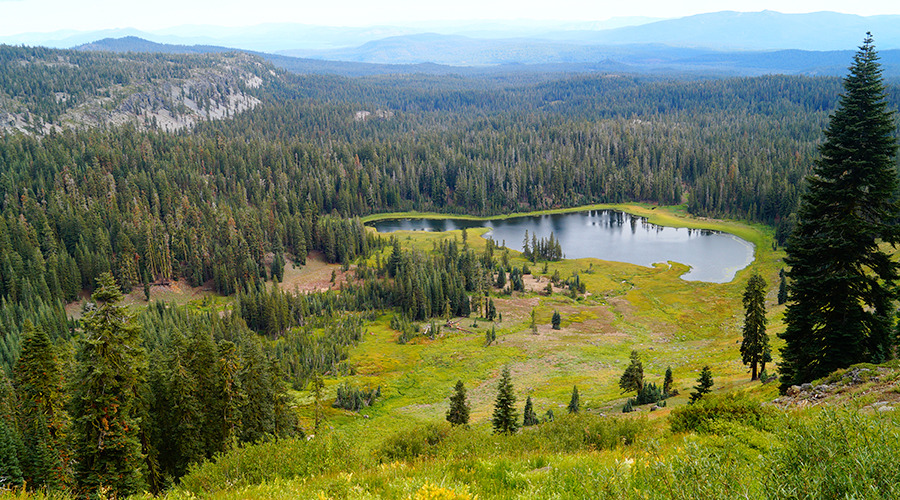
(277, 252, 356, 294)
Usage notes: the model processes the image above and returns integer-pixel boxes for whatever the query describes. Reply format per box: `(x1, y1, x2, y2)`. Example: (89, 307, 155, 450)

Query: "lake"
(367, 210, 754, 283)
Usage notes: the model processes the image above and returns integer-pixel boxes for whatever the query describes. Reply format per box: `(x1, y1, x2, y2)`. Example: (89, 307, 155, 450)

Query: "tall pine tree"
(15, 320, 68, 489)
(71, 273, 147, 496)
(780, 34, 900, 389)
(491, 366, 518, 434)
(740, 273, 769, 381)
(446, 380, 470, 426)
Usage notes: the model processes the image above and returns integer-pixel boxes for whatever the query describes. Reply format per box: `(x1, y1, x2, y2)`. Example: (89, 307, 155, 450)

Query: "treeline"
(0, 275, 297, 496)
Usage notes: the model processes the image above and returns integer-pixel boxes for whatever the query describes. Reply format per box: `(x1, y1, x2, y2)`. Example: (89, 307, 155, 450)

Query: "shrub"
(179, 433, 360, 496)
(376, 422, 451, 463)
(669, 393, 775, 434)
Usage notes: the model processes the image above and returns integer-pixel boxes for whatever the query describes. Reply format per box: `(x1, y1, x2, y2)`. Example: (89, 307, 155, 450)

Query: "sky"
(1, 0, 900, 36)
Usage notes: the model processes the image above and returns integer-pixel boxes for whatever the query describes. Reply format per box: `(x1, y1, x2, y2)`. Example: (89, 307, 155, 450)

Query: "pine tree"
(780, 34, 900, 389)
(491, 366, 518, 434)
(71, 272, 147, 496)
(618, 350, 644, 393)
(446, 380, 470, 426)
(522, 396, 538, 427)
(740, 273, 769, 381)
(663, 367, 674, 397)
(551, 310, 561, 330)
(567, 385, 580, 414)
(777, 269, 787, 305)
(15, 320, 68, 489)
(690, 366, 714, 404)
(0, 419, 23, 488)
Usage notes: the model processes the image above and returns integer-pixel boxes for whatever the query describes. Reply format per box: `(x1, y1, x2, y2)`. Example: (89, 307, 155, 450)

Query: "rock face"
(0, 51, 272, 135)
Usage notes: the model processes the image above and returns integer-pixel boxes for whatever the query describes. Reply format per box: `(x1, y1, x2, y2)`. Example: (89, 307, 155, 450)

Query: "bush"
(769, 409, 900, 498)
(669, 393, 775, 434)
(376, 422, 451, 463)
(179, 433, 360, 496)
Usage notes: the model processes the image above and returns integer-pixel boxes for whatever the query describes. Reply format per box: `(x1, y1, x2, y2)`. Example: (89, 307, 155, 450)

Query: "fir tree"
(777, 269, 787, 305)
(741, 273, 769, 381)
(780, 34, 900, 389)
(15, 320, 68, 489)
(618, 350, 644, 393)
(551, 310, 561, 330)
(663, 367, 674, 397)
(71, 273, 147, 496)
(0, 419, 23, 488)
(567, 385, 580, 414)
(491, 366, 518, 434)
(522, 396, 538, 427)
(690, 366, 714, 404)
(446, 380, 470, 426)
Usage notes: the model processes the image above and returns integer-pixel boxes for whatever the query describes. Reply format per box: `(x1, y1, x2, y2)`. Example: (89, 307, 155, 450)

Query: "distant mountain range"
(7, 11, 900, 77)
(4, 11, 900, 54)
(75, 36, 900, 79)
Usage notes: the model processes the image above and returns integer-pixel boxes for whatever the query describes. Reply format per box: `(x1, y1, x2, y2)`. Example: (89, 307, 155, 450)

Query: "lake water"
(367, 210, 754, 283)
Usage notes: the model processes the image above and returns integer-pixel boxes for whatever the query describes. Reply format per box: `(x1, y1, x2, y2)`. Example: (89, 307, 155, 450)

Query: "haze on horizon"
(1, 0, 899, 37)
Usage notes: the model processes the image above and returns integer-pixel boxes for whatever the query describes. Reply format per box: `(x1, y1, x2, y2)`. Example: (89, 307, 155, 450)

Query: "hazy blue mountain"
(574, 11, 900, 50)
(74, 36, 900, 78)
(0, 18, 660, 52)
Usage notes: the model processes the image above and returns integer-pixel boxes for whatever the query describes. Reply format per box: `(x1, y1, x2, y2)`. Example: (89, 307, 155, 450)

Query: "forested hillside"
(0, 45, 270, 134)
(1, 43, 899, 497)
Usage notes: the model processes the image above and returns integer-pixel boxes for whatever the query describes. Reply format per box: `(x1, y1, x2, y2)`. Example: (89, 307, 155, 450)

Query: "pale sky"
(1, 0, 899, 36)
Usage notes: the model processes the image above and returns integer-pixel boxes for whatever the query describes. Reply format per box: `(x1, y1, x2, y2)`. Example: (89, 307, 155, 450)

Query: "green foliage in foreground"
(160, 402, 900, 500)
(4, 399, 900, 499)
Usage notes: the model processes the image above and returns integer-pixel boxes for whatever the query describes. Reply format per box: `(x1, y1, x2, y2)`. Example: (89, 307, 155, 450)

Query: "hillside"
(0, 45, 275, 134)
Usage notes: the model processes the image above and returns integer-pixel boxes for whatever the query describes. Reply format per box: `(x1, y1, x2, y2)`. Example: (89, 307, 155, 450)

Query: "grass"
(291, 204, 788, 443)
(159, 403, 900, 500)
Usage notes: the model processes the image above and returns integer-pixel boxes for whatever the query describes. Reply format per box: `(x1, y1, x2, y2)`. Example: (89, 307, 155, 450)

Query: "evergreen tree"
(663, 367, 674, 397)
(0, 419, 23, 487)
(690, 366, 714, 404)
(446, 380, 470, 426)
(551, 310, 561, 330)
(777, 269, 787, 305)
(71, 273, 147, 496)
(567, 385, 580, 414)
(522, 396, 538, 427)
(491, 366, 518, 434)
(530, 308, 538, 335)
(618, 350, 644, 393)
(780, 35, 900, 389)
(740, 273, 769, 381)
(14, 320, 68, 489)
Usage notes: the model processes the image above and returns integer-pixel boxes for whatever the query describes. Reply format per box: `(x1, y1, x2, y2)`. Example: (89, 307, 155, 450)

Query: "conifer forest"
(0, 38, 899, 499)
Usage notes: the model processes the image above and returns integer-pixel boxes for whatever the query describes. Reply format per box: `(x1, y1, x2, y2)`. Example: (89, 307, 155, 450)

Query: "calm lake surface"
(368, 210, 754, 283)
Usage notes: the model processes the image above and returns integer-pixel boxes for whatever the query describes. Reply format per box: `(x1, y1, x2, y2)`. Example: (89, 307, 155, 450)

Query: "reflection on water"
(367, 210, 754, 283)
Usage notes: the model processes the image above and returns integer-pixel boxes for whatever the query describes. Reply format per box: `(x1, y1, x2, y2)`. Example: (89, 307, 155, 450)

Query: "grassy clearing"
(299, 205, 786, 443)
